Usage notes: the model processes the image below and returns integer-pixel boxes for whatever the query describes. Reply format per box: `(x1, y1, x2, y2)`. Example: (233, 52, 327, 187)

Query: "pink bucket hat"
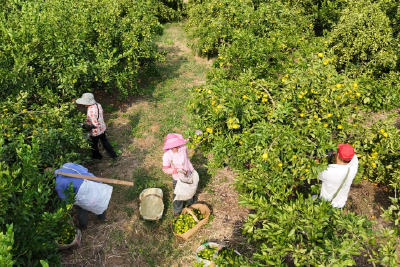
(163, 133, 188, 151)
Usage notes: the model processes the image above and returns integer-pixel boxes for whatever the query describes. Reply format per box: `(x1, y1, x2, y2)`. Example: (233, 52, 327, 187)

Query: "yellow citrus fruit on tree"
(262, 153, 268, 159)
(300, 113, 304, 117)
(383, 133, 388, 138)
(353, 83, 358, 88)
(278, 163, 283, 167)
(242, 95, 247, 99)
(318, 53, 323, 58)
(292, 155, 297, 159)
(356, 93, 361, 97)
(327, 113, 332, 118)
(380, 129, 385, 134)
(323, 124, 328, 128)
(336, 84, 341, 89)
(337, 125, 343, 129)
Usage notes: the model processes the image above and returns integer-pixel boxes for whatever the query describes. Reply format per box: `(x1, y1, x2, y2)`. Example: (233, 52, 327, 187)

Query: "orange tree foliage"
(186, 0, 400, 265)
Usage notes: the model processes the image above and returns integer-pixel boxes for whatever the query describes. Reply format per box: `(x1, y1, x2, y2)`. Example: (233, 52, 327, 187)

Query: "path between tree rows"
(61, 22, 253, 267)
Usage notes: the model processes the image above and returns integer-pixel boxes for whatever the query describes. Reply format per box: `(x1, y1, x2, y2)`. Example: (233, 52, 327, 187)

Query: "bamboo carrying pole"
(57, 172, 133, 186)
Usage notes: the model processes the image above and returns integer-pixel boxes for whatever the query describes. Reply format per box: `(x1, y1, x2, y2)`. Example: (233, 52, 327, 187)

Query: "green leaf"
(343, 259, 355, 266)
(288, 228, 295, 237)
(40, 260, 49, 267)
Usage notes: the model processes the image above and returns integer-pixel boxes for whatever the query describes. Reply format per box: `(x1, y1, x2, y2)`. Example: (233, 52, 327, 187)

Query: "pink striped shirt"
(162, 146, 194, 180)
(86, 103, 106, 137)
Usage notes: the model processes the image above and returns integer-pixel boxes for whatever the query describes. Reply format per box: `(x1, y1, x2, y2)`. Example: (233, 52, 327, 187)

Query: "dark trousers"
(90, 132, 117, 159)
(77, 206, 106, 229)
(173, 179, 196, 215)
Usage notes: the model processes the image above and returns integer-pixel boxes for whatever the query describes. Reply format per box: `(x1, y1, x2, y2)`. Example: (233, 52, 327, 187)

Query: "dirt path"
(61, 22, 251, 267)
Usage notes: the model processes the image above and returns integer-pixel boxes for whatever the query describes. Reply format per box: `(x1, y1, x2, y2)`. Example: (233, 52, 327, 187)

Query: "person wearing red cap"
(317, 144, 359, 208)
(162, 133, 199, 216)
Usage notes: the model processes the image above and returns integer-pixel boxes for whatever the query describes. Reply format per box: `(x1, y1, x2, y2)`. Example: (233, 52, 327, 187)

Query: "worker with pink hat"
(162, 133, 198, 216)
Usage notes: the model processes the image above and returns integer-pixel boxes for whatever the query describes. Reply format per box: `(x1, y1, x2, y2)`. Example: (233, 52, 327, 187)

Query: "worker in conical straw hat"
(162, 133, 199, 216)
(75, 93, 118, 160)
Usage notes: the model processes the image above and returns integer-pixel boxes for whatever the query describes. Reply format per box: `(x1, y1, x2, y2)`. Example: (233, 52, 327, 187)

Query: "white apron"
(173, 169, 199, 201)
(75, 180, 113, 215)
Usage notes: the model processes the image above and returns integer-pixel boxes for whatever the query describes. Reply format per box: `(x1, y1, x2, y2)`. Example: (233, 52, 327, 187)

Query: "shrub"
(0, 0, 173, 264)
(186, 0, 400, 265)
(328, 1, 396, 75)
(0, 136, 76, 266)
(0, 0, 165, 100)
(0, 224, 14, 266)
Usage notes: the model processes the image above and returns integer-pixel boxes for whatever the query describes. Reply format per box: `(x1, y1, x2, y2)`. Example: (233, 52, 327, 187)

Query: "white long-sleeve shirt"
(318, 155, 358, 208)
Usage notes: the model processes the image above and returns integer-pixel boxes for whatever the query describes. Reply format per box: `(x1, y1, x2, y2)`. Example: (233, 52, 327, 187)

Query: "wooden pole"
(57, 172, 133, 186)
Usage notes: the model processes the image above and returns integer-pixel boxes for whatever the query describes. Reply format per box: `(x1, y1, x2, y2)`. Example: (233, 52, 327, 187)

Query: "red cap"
(338, 144, 355, 161)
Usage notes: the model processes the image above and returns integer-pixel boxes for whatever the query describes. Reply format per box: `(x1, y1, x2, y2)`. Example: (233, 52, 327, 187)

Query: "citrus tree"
(0, 91, 85, 265)
(0, 0, 165, 100)
(0, 0, 179, 265)
(328, 0, 397, 75)
(0, 224, 14, 266)
(186, 0, 400, 265)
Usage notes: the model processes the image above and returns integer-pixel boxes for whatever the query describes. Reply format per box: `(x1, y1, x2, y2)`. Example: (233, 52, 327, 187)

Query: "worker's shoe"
(98, 211, 106, 221)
